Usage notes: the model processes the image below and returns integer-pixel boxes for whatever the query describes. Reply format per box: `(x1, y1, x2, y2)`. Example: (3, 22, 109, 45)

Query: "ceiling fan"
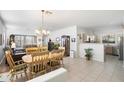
(41, 10, 53, 15)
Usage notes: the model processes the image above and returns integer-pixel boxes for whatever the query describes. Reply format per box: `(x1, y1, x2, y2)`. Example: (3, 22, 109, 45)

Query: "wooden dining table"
(22, 54, 32, 63)
(21, 50, 64, 79)
(22, 52, 52, 64)
(22, 53, 52, 79)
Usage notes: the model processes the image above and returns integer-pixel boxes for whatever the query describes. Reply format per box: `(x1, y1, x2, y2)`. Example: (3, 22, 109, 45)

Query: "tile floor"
(0, 63, 9, 73)
(64, 55, 124, 82)
(0, 55, 124, 82)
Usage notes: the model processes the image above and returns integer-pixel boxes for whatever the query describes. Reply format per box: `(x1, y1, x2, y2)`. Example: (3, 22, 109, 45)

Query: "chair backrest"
(38, 46, 48, 52)
(59, 47, 65, 50)
(42, 47, 48, 51)
(51, 50, 62, 60)
(26, 47, 39, 55)
(31, 51, 49, 73)
(32, 51, 49, 62)
(60, 49, 65, 58)
(5, 50, 15, 69)
(59, 47, 65, 57)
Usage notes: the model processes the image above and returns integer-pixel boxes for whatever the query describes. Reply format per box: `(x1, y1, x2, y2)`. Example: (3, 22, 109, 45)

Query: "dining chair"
(29, 51, 49, 79)
(26, 47, 39, 55)
(5, 50, 28, 81)
(59, 49, 65, 66)
(50, 50, 62, 70)
(41, 46, 48, 51)
(37, 46, 48, 52)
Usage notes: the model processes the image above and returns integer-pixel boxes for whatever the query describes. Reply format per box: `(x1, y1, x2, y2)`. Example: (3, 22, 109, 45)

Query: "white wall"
(77, 27, 97, 43)
(0, 22, 3, 61)
(94, 26, 123, 45)
(6, 25, 36, 38)
(37, 35, 42, 46)
(77, 26, 88, 57)
(49, 25, 78, 57)
(6, 25, 42, 46)
(77, 26, 123, 62)
(73, 26, 98, 57)
(0, 18, 6, 62)
(79, 43, 104, 62)
(77, 26, 123, 45)
(77, 27, 93, 36)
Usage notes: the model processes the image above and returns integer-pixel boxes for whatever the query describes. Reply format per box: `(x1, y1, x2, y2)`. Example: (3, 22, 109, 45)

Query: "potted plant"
(84, 48, 93, 60)
(53, 44, 60, 50)
(3, 47, 10, 51)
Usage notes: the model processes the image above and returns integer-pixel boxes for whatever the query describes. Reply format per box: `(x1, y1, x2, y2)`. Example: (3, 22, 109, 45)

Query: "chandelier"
(35, 10, 51, 36)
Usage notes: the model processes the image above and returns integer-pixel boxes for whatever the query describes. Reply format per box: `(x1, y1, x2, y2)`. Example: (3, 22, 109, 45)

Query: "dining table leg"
(28, 64, 32, 80)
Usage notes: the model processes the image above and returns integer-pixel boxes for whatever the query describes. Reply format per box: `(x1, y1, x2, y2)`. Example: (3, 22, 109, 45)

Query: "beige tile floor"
(63, 55, 124, 82)
(0, 55, 124, 82)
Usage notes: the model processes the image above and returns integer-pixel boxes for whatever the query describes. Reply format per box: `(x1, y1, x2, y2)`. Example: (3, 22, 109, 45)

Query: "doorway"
(61, 35, 70, 56)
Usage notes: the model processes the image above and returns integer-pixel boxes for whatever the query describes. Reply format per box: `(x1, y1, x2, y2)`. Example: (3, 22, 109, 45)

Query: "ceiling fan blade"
(41, 10, 52, 14)
(45, 11, 53, 14)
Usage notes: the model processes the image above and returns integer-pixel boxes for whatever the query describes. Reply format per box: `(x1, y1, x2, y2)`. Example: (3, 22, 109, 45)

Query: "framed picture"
(71, 38, 76, 42)
(0, 34, 2, 45)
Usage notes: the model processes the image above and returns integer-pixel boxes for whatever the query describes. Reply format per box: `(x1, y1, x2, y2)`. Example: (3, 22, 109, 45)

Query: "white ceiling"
(0, 10, 124, 31)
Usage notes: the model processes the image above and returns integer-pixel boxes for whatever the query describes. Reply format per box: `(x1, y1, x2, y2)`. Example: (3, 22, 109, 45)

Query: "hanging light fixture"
(35, 10, 51, 36)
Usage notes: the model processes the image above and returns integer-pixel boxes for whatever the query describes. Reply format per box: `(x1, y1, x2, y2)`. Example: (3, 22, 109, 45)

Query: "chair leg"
(21, 73, 23, 78)
(28, 65, 33, 80)
(61, 59, 64, 67)
(24, 70, 29, 80)
(44, 69, 47, 74)
(10, 74, 14, 82)
(50, 62, 53, 71)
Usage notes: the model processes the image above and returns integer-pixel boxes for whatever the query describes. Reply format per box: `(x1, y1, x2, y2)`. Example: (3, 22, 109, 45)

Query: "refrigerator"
(119, 36, 124, 61)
